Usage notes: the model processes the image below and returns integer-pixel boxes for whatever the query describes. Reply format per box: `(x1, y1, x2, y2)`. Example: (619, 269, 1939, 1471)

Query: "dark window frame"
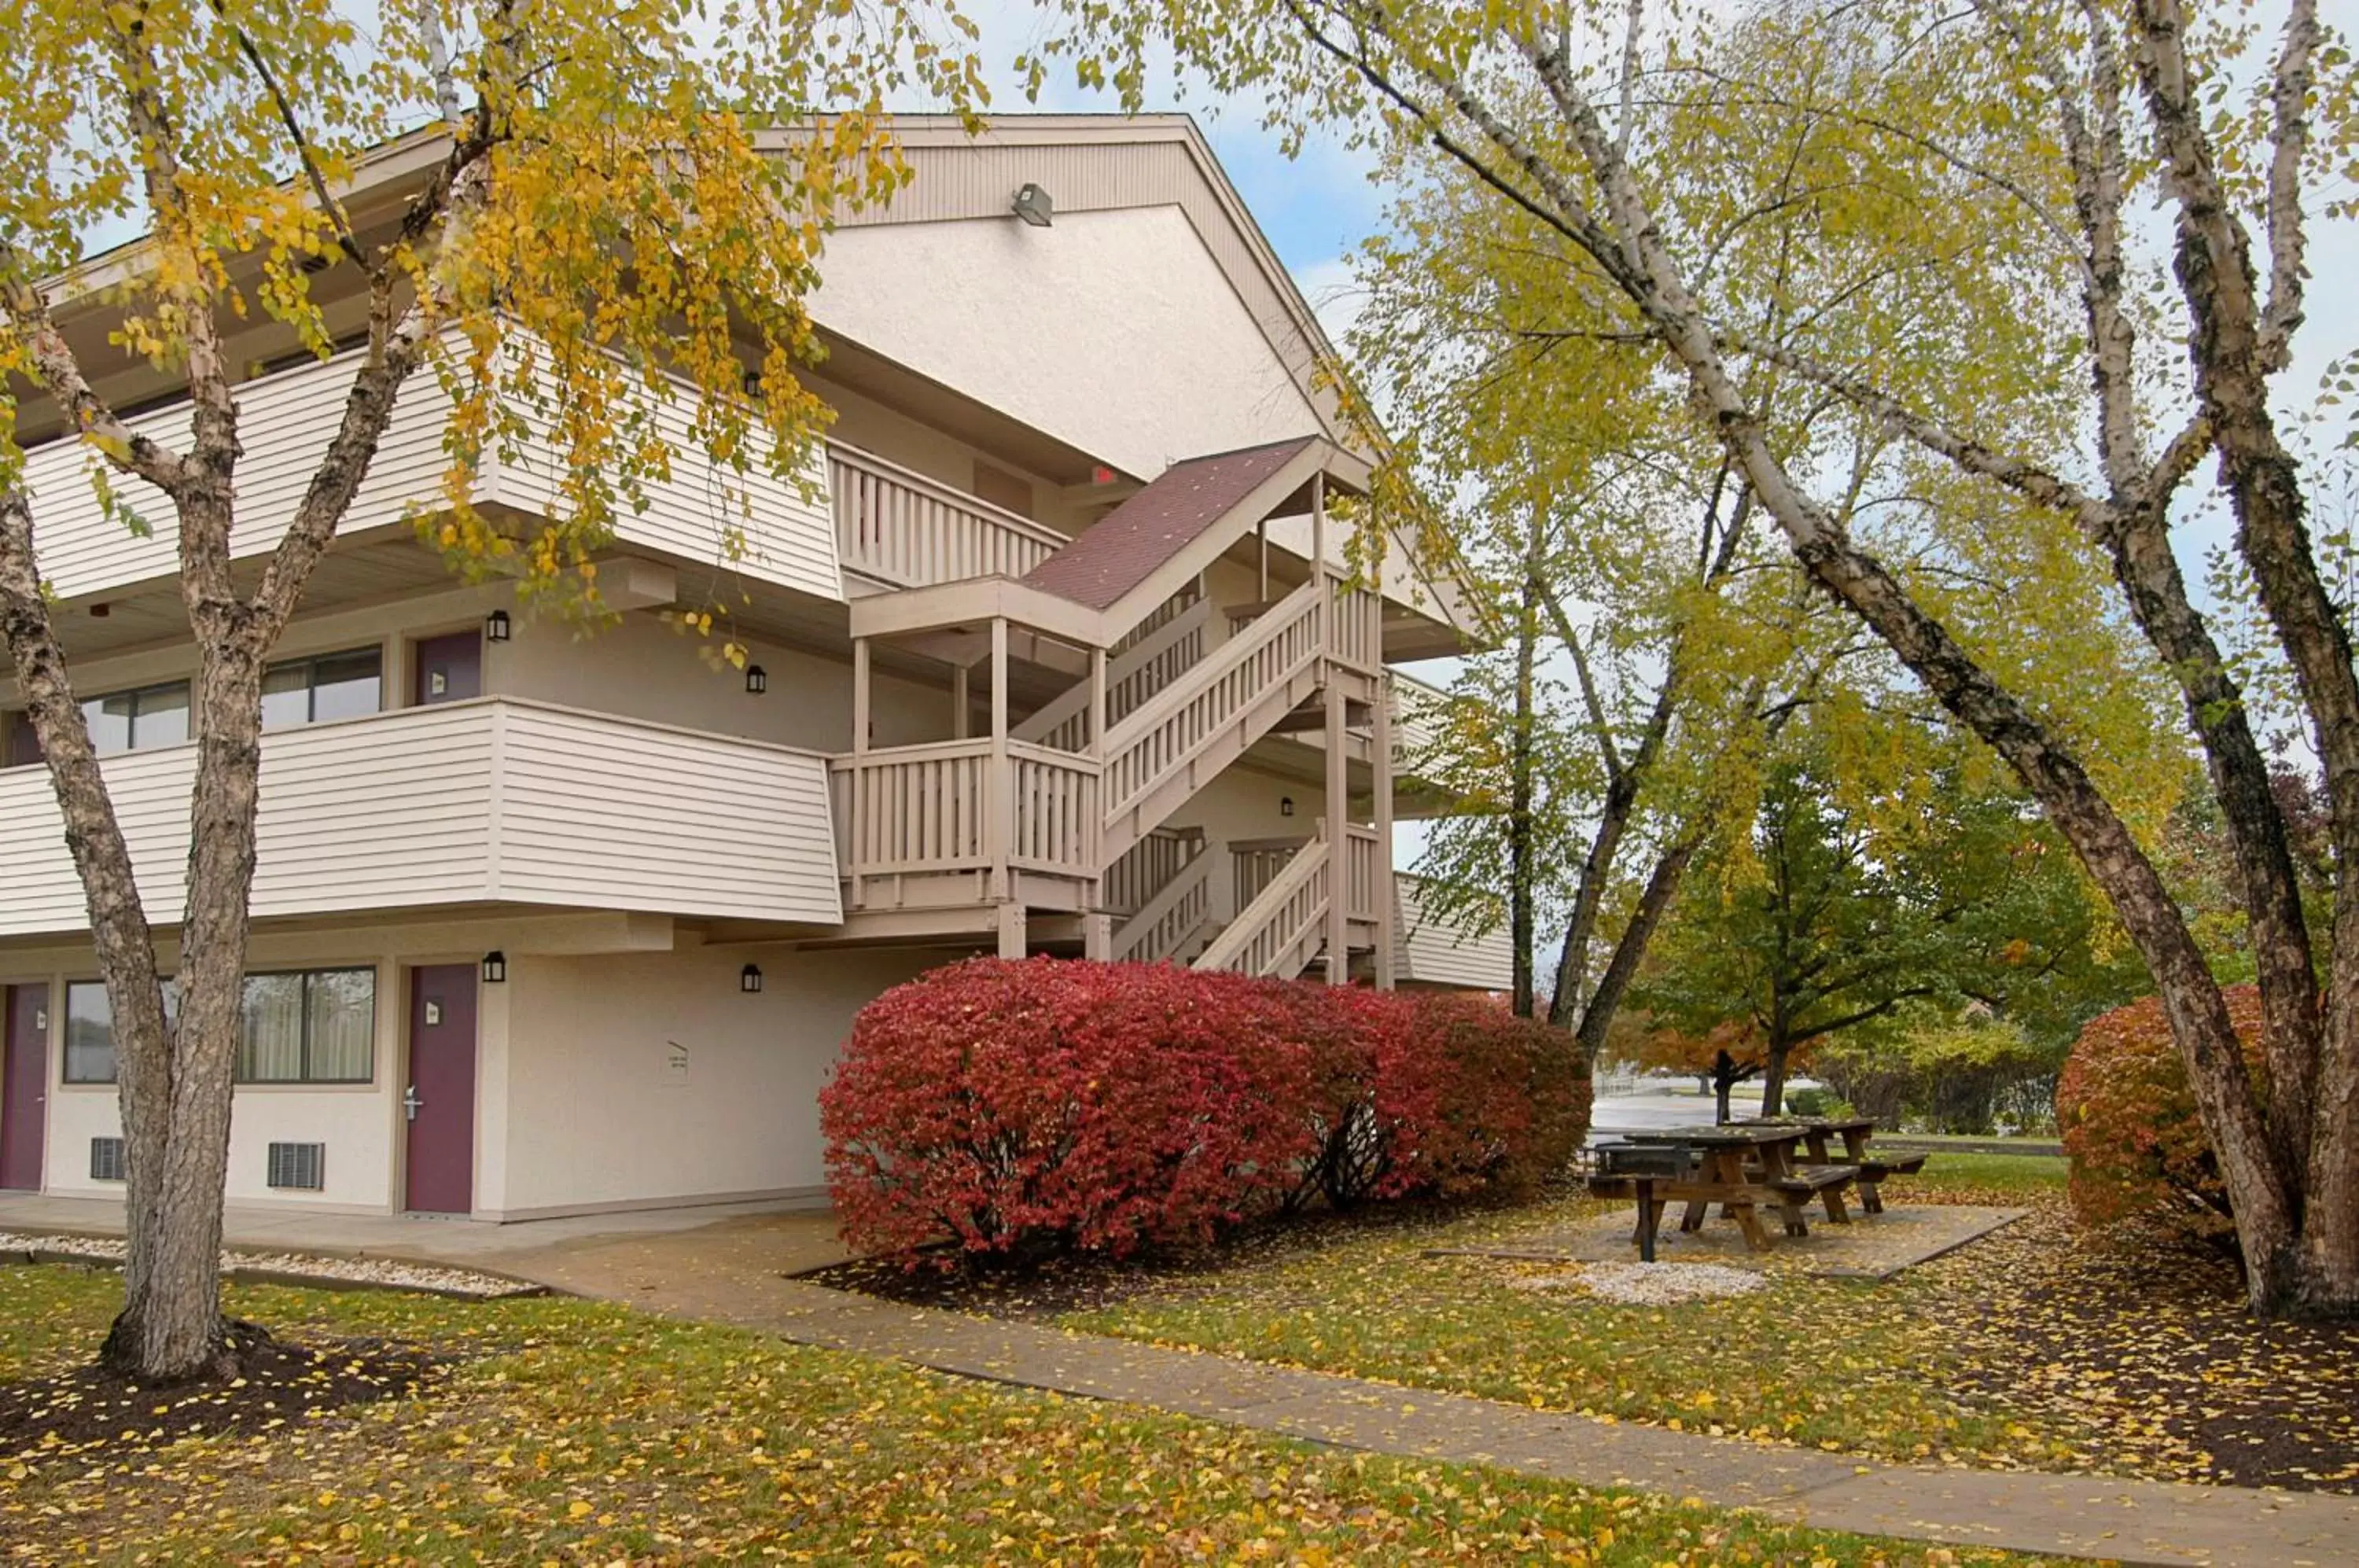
(261, 646, 384, 731)
(61, 966, 376, 1086)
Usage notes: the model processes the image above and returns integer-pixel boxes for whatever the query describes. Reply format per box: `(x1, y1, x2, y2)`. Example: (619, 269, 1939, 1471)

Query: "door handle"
(403, 1085, 422, 1121)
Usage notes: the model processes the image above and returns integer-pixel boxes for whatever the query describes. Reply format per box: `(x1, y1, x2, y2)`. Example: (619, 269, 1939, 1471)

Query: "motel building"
(0, 116, 1510, 1224)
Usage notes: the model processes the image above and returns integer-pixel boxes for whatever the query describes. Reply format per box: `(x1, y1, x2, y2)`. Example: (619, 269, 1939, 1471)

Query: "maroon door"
(412, 632, 482, 706)
(2, 985, 49, 1191)
(404, 965, 478, 1214)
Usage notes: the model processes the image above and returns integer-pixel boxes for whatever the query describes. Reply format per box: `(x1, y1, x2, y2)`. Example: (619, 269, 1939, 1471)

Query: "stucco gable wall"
(811, 204, 1325, 483)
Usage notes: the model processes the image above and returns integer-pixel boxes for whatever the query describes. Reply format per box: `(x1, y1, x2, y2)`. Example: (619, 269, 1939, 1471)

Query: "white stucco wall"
(811, 206, 1325, 480)
(36, 953, 400, 1212)
(488, 944, 954, 1220)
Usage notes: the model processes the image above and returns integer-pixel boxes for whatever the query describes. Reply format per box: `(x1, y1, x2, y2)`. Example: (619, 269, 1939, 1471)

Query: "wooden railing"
(1230, 835, 1308, 909)
(832, 737, 1101, 892)
(1110, 841, 1217, 964)
(1104, 826, 1204, 916)
(1015, 594, 1213, 752)
(1197, 828, 1330, 977)
(1101, 575, 1326, 826)
(1343, 823, 1383, 922)
(831, 739, 995, 876)
(1332, 580, 1384, 672)
(1007, 742, 1101, 877)
(830, 444, 1068, 589)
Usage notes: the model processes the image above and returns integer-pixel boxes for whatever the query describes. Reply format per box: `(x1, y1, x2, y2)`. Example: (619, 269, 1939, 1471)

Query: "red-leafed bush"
(822, 959, 1591, 1267)
(1377, 993, 1590, 1199)
(2058, 985, 2268, 1243)
(1265, 983, 1411, 1212)
(820, 959, 1317, 1264)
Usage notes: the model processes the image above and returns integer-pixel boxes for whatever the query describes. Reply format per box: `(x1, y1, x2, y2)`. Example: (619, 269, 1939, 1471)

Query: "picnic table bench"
(1592, 1124, 1860, 1257)
(1744, 1115, 1929, 1213)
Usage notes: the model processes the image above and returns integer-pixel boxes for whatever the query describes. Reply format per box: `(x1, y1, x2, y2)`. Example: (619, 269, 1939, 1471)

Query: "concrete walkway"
(8, 1197, 2355, 1566)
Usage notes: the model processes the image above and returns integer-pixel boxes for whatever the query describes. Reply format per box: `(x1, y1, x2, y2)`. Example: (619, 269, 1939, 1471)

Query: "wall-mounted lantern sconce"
(745, 664, 768, 695)
(1011, 182, 1054, 227)
(740, 963, 764, 994)
(486, 609, 511, 642)
(481, 951, 507, 984)
(1279, 796, 1296, 818)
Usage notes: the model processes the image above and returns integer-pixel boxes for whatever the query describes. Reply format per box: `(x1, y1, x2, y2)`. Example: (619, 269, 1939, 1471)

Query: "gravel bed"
(1509, 1260, 1766, 1305)
(0, 1231, 543, 1299)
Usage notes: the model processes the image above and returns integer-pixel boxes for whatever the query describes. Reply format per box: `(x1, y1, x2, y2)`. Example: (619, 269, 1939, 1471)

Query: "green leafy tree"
(0, 0, 976, 1380)
(1637, 724, 2144, 1118)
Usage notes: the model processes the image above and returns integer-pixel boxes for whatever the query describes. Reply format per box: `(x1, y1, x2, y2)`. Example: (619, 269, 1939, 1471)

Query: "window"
(63, 967, 373, 1086)
(83, 681, 189, 755)
(64, 981, 131, 1084)
(238, 969, 375, 1083)
(262, 648, 381, 731)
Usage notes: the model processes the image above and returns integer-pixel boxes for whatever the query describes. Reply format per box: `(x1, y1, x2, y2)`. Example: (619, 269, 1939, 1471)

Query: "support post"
(1083, 911, 1113, 962)
(1088, 646, 1108, 755)
(989, 617, 1010, 903)
(1323, 679, 1349, 985)
(1374, 670, 1397, 991)
(1257, 519, 1269, 602)
(1206, 834, 1236, 926)
(1309, 473, 1327, 582)
(852, 638, 871, 754)
(951, 661, 969, 741)
(848, 638, 870, 911)
(997, 901, 1027, 959)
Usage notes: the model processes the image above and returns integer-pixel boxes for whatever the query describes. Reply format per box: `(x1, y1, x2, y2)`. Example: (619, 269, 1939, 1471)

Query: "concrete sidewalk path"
(10, 1199, 2354, 1566)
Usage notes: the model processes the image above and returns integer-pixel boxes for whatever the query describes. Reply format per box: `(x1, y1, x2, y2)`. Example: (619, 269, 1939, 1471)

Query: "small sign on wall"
(664, 1040, 690, 1087)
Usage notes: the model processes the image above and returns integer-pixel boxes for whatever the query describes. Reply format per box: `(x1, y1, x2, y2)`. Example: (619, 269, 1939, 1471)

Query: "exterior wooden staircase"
(830, 435, 1396, 984)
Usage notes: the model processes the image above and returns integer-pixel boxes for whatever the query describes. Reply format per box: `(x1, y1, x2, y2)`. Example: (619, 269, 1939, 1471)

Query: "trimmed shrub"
(822, 959, 1591, 1266)
(2057, 984, 2266, 1243)
(1377, 993, 1589, 1199)
(819, 959, 1316, 1264)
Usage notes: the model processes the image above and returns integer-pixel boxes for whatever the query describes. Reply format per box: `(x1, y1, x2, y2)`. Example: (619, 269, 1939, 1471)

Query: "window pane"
(304, 970, 375, 1081)
(64, 982, 116, 1084)
(308, 652, 381, 724)
(260, 664, 313, 732)
(239, 973, 305, 1082)
(86, 695, 133, 756)
(133, 684, 189, 749)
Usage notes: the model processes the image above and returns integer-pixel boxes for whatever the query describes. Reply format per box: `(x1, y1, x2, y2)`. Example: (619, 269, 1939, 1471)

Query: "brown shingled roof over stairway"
(1018, 436, 1321, 611)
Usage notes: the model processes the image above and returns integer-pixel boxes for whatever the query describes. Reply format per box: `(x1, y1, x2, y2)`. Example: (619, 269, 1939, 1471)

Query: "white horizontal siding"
(20, 338, 845, 607)
(0, 704, 496, 937)
(0, 700, 841, 937)
(490, 705, 842, 924)
(24, 352, 460, 602)
(1394, 875, 1514, 992)
(480, 352, 842, 604)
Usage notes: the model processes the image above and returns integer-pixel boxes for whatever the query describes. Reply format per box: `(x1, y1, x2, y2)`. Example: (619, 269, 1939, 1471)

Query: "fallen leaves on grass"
(0, 1264, 2033, 1566)
(1047, 1154, 2359, 1493)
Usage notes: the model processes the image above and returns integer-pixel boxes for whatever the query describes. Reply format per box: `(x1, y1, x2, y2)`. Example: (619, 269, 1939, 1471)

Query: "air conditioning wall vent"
(266, 1141, 326, 1191)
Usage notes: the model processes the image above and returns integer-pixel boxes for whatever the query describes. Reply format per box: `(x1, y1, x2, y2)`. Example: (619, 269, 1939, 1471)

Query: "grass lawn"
(1060, 1154, 2359, 1491)
(1064, 1160, 2073, 1472)
(0, 1262, 2040, 1566)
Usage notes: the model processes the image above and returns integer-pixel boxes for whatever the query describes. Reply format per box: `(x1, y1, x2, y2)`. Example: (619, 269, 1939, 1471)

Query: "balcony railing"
(0, 699, 842, 937)
(830, 443, 1069, 591)
(831, 737, 1102, 898)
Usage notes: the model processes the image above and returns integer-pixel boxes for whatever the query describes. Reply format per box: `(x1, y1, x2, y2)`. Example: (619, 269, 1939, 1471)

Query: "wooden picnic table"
(1739, 1116, 1927, 1213)
(1615, 1124, 1860, 1255)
